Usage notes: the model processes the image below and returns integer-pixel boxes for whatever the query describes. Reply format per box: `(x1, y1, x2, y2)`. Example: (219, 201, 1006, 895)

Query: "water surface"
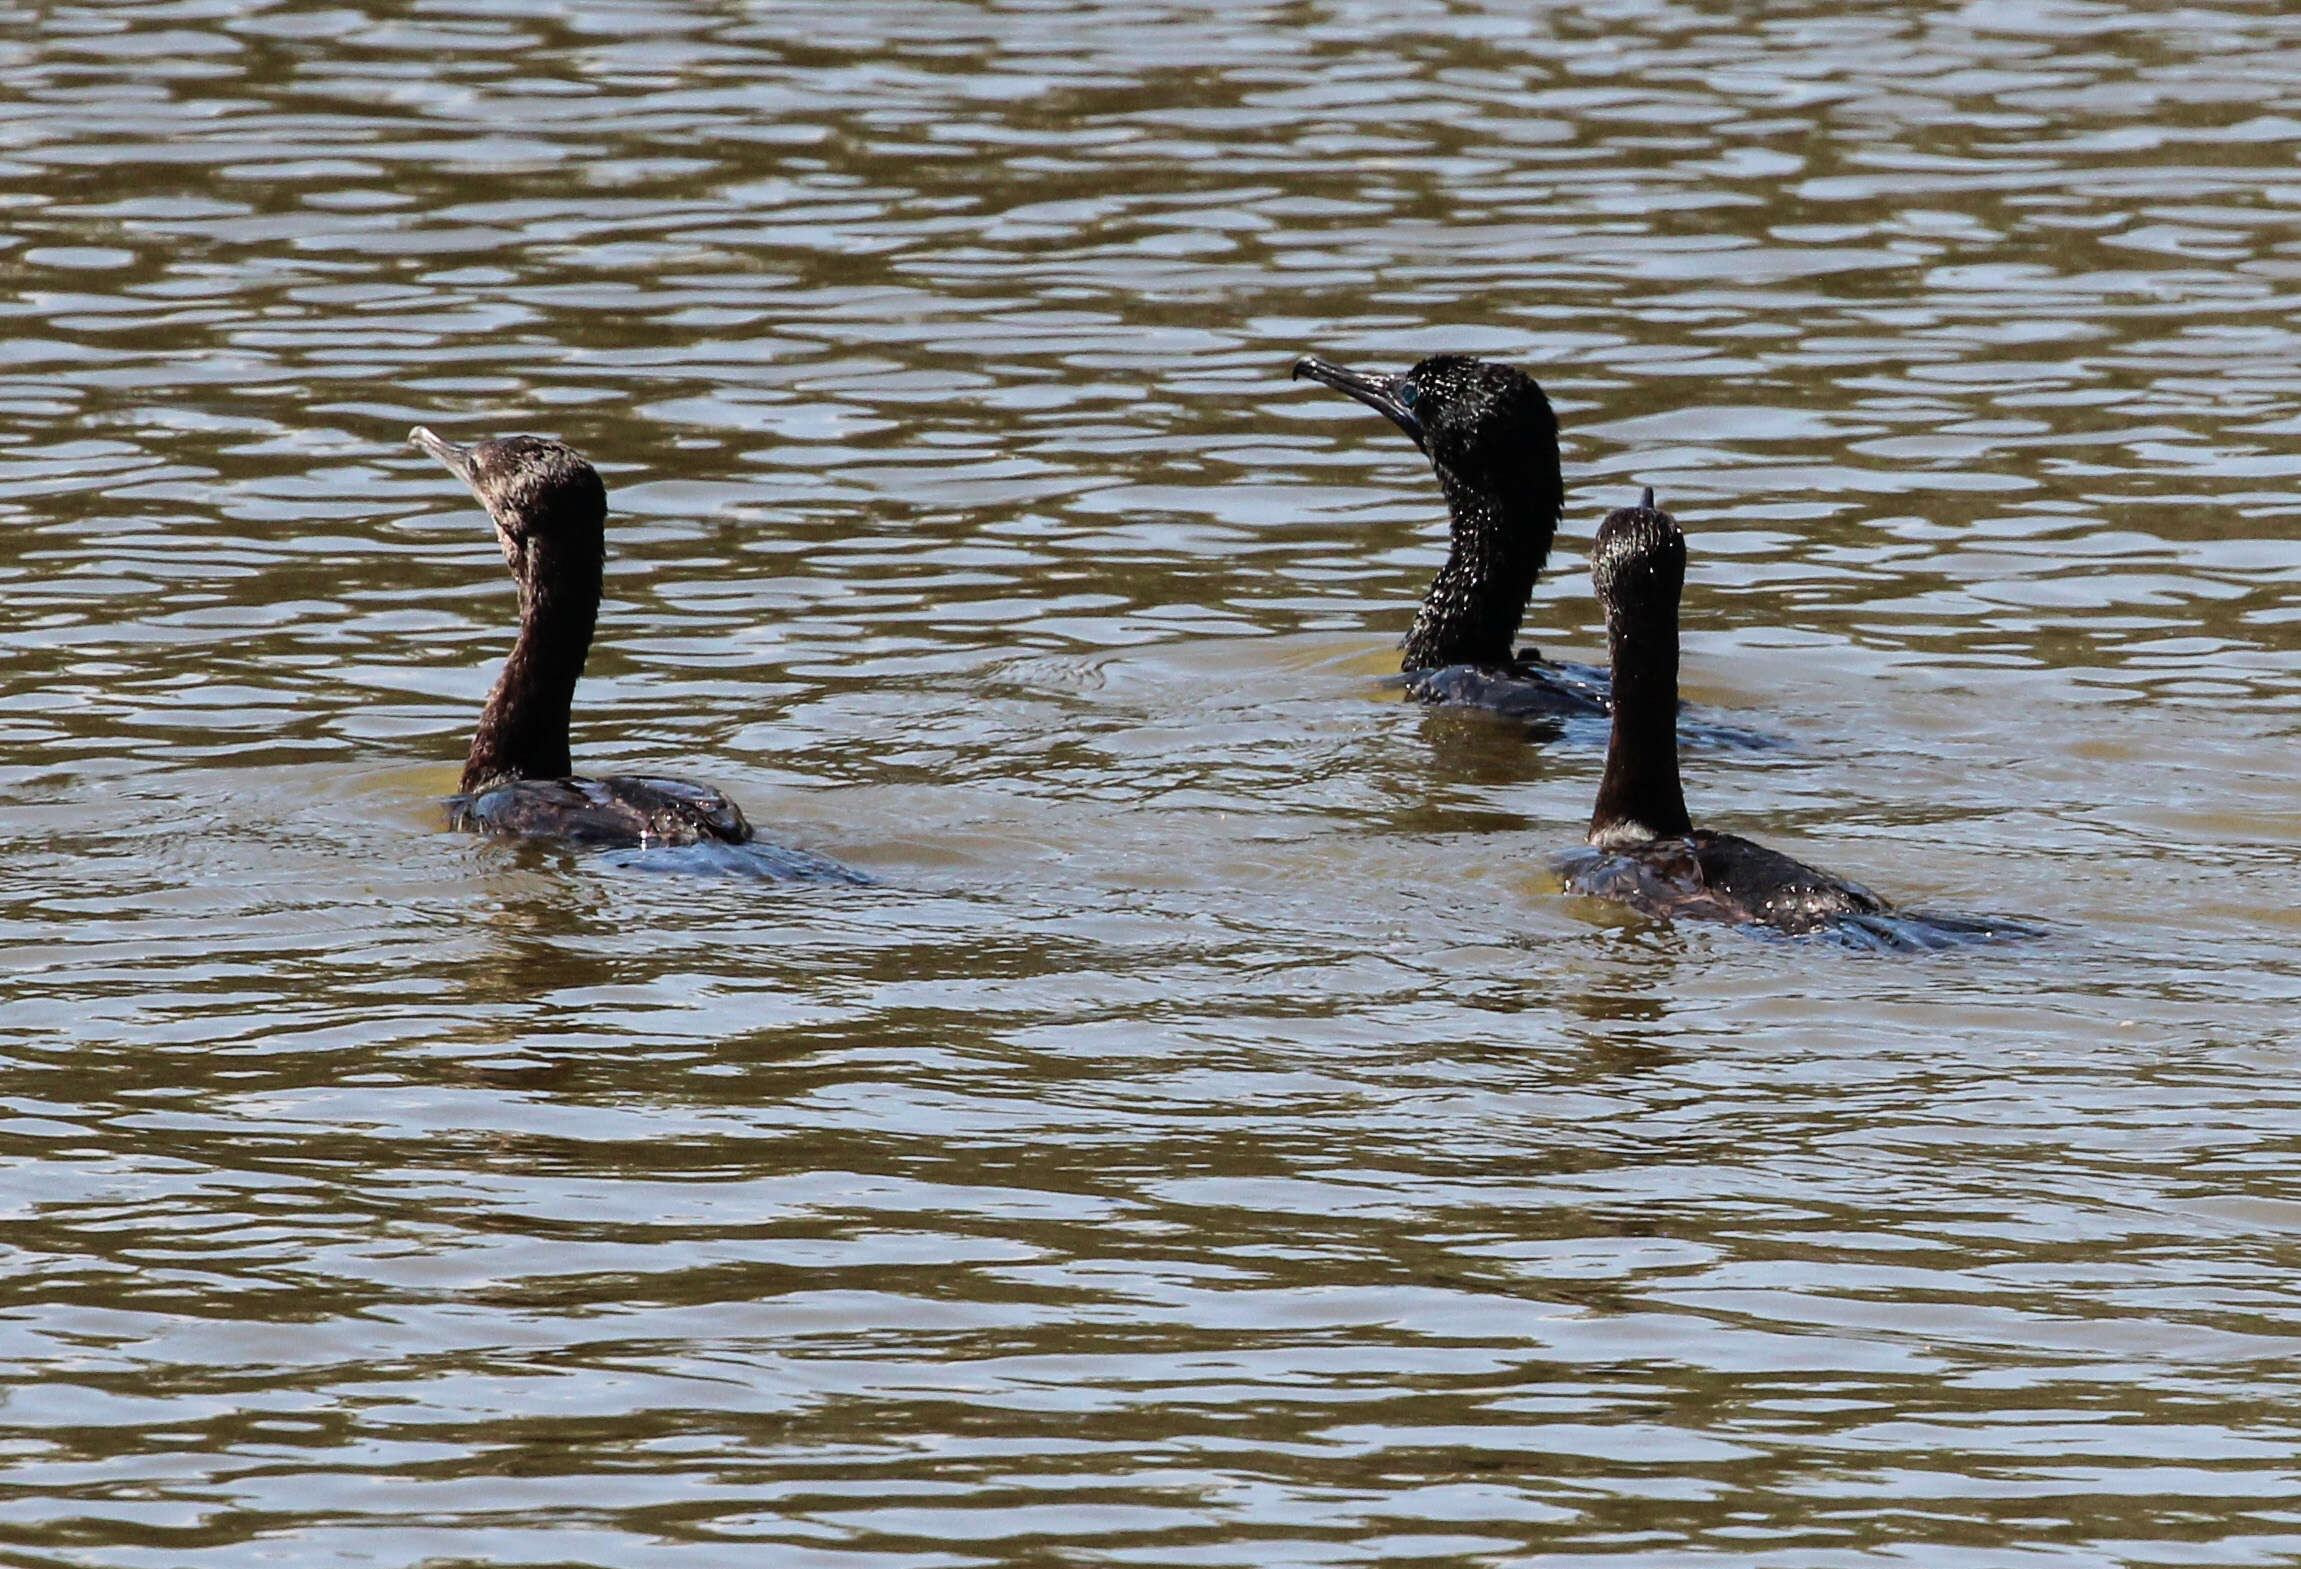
(5, 2, 2301, 1564)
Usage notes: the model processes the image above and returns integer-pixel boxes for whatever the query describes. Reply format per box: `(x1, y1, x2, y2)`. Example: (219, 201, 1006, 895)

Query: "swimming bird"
(1292, 352, 1610, 718)
(1558, 490, 2030, 949)
(412, 427, 865, 882)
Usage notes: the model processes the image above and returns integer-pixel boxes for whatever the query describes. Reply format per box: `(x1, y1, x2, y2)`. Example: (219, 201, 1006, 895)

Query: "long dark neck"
(461, 537, 600, 793)
(1400, 471, 1558, 671)
(1589, 601, 1692, 848)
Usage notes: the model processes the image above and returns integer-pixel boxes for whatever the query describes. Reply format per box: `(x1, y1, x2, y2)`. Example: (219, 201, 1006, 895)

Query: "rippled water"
(7, 2, 2301, 1563)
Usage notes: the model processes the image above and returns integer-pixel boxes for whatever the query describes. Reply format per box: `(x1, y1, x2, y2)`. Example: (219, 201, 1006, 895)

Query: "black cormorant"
(412, 427, 866, 883)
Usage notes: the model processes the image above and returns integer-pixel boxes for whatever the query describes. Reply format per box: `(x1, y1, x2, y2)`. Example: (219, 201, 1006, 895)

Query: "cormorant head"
(1292, 352, 1558, 497)
(1586, 488, 1693, 849)
(1591, 487, 1684, 633)
(410, 427, 606, 583)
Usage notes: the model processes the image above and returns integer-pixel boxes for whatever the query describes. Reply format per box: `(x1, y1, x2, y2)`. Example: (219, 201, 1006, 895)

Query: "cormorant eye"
(1398, 383, 1420, 408)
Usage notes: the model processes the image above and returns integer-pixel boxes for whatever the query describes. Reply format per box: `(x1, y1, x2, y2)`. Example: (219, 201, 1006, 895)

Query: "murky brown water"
(5, 1, 2301, 1563)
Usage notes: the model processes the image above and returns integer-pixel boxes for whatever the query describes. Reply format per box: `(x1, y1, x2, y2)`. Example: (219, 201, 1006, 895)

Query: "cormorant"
(1293, 353, 1609, 718)
(1558, 491, 2034, 950)
(412, 427, 866, 883)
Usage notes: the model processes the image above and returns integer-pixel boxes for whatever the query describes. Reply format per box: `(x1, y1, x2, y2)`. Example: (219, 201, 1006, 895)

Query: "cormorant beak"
(410, 426, 477, 489)
(1292, 355, 1426, 451)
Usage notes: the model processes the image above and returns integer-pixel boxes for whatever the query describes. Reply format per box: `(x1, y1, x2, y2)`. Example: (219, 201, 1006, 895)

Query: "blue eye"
(1398, 383, 1419, 407)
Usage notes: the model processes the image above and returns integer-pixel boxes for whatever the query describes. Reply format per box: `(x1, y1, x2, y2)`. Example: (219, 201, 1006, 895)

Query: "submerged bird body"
(1403, 657, 1611, 719)
(413, 427, 864, 882)
(1292, 352, 1606, 720)
(1559, 492, 2028, 950)
(1562, 829, 1886, 935)
(450, 772, 750, 848)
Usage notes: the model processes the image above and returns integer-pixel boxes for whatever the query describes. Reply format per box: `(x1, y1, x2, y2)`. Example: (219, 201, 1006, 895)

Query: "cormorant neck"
(1588, 599, 1692, 848)
(461, 535, 600, 794)
(1400, 467, 1559, 672)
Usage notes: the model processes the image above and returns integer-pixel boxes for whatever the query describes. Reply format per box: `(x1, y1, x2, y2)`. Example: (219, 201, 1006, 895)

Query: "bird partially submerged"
(411, 427, 865, 883)
(1292, 353, 1609, 719)
(1557, 491, 2035, 951)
